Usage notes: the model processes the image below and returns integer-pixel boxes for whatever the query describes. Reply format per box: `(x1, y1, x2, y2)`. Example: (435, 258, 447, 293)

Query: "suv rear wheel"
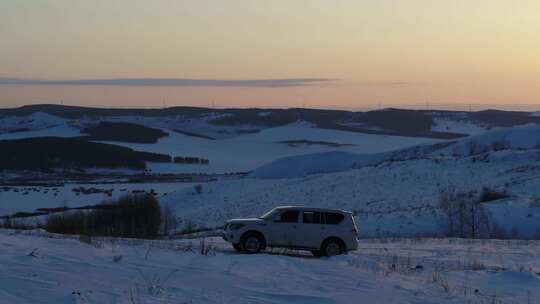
(241, 232, 265, 254)
(321, 238, 344, 257)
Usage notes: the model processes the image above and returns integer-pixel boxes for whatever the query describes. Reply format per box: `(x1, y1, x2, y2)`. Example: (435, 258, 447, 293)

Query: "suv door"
(296, 210, 326, 248)
(322, 212, 347, 241)
(266, 210, 300, 247)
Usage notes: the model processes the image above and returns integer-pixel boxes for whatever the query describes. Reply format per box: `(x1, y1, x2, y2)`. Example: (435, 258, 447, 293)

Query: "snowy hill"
(250, 125, 540, 179)
(2, 105, 539, 175)
(162, 126, 540, 238)
(0, 112, 80, 138)
(3, 104, 539, 139)
(249, 151, 385, 179)
(436, 125, 540, 156)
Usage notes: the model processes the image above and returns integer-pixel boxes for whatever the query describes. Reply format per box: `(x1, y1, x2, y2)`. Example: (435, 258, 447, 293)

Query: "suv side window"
(277, 210, 299, 223)
(302, 211, 321, 224)
(324, 212, 344, 225)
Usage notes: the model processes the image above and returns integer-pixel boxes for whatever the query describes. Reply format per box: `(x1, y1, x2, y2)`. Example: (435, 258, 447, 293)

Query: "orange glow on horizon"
(1, 1, 539, 110)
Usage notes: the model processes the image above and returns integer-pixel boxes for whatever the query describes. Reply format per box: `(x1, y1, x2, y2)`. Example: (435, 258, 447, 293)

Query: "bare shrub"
(0, 217, 35, 230)
(438, 188, 493, 238)
(431, 270, 450, 294)
(199, 238, 215, 256)
(491, 139, 511, 151)
(466, 140, 489, 156)
(160, 204, 178, 235)
(45, 194, 162, 238)
(179, 220, 196, 234)
(135, 269, 178, 297)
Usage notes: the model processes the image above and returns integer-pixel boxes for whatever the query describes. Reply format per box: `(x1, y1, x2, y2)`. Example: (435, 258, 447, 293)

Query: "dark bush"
(174, 156, 209, 165)
(81, 122, 168, 143)
(45, 194, 162, 238)
(480, 187, 508, 202)
(364, 109, 433, 134)
(136, 151, 172, 163)
(0, 137, 171, 171)
(491, 139, 511, 151)
(172, 129, 216, 140)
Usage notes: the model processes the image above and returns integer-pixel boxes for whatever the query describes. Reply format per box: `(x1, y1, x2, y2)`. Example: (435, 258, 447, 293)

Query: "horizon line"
(0, 102, 538, 113)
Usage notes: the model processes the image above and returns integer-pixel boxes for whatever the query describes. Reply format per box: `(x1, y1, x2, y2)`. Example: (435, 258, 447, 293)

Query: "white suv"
(223, 206, 359, 257)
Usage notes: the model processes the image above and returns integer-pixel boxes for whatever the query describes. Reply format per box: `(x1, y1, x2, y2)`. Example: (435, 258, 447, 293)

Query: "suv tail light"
(350, 215, 359, 236)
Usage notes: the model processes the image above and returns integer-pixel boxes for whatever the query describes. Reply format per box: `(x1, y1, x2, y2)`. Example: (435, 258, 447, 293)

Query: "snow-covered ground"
(0, 229, 538, 304)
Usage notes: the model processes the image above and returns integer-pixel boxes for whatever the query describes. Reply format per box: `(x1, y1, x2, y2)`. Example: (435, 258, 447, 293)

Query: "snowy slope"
(0, 112, 67, 132)
(0, 112, 80, 139)
(436, 125, 540, 156)
(431, 117, 488, 135)
(249, 151, 386, 179)
(250, 125, 540, 179)
(162, 146, 540, 238)
(1, 229, 538, 304)
(0, 125, 81, 140)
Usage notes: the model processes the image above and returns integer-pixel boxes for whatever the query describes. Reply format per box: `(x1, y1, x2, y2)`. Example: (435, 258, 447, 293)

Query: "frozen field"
(97, 124, 440, 174)
(0, 229, 538, 304)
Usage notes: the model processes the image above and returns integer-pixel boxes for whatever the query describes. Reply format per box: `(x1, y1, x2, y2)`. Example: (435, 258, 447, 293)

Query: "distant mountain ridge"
(3, 104, 538, 139)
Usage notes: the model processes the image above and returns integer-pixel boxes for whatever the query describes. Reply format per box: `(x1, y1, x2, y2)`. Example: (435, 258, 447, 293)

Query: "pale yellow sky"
(1, 0, 539, 110)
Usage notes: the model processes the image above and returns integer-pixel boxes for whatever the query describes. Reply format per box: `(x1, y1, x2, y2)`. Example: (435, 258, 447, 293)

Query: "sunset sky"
(1, 0, 539, 110)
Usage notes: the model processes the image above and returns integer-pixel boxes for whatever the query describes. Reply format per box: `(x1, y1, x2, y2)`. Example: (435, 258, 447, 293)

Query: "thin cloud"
(348, 81, 418, 86)
(0, 77, 336, 88)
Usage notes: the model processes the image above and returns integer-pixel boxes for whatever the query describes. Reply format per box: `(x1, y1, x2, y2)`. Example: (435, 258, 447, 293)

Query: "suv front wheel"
(240, 232, 265, 254)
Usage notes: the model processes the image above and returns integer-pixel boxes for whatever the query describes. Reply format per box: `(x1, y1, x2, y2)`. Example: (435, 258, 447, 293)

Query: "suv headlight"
(228, 223, 245, 230)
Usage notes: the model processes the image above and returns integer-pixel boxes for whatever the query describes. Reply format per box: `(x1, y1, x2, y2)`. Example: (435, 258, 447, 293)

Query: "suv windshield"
(259, 209, 277, 220)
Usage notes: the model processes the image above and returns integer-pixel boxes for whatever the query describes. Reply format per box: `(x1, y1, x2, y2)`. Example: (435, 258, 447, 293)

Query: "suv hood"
(226, 218, 265, 224)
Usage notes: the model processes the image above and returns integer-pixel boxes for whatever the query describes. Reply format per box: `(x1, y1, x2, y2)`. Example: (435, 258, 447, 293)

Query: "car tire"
(232, 243, 243, 252)
(241, 232, 265, 254)
(321, 238, 344, 257)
